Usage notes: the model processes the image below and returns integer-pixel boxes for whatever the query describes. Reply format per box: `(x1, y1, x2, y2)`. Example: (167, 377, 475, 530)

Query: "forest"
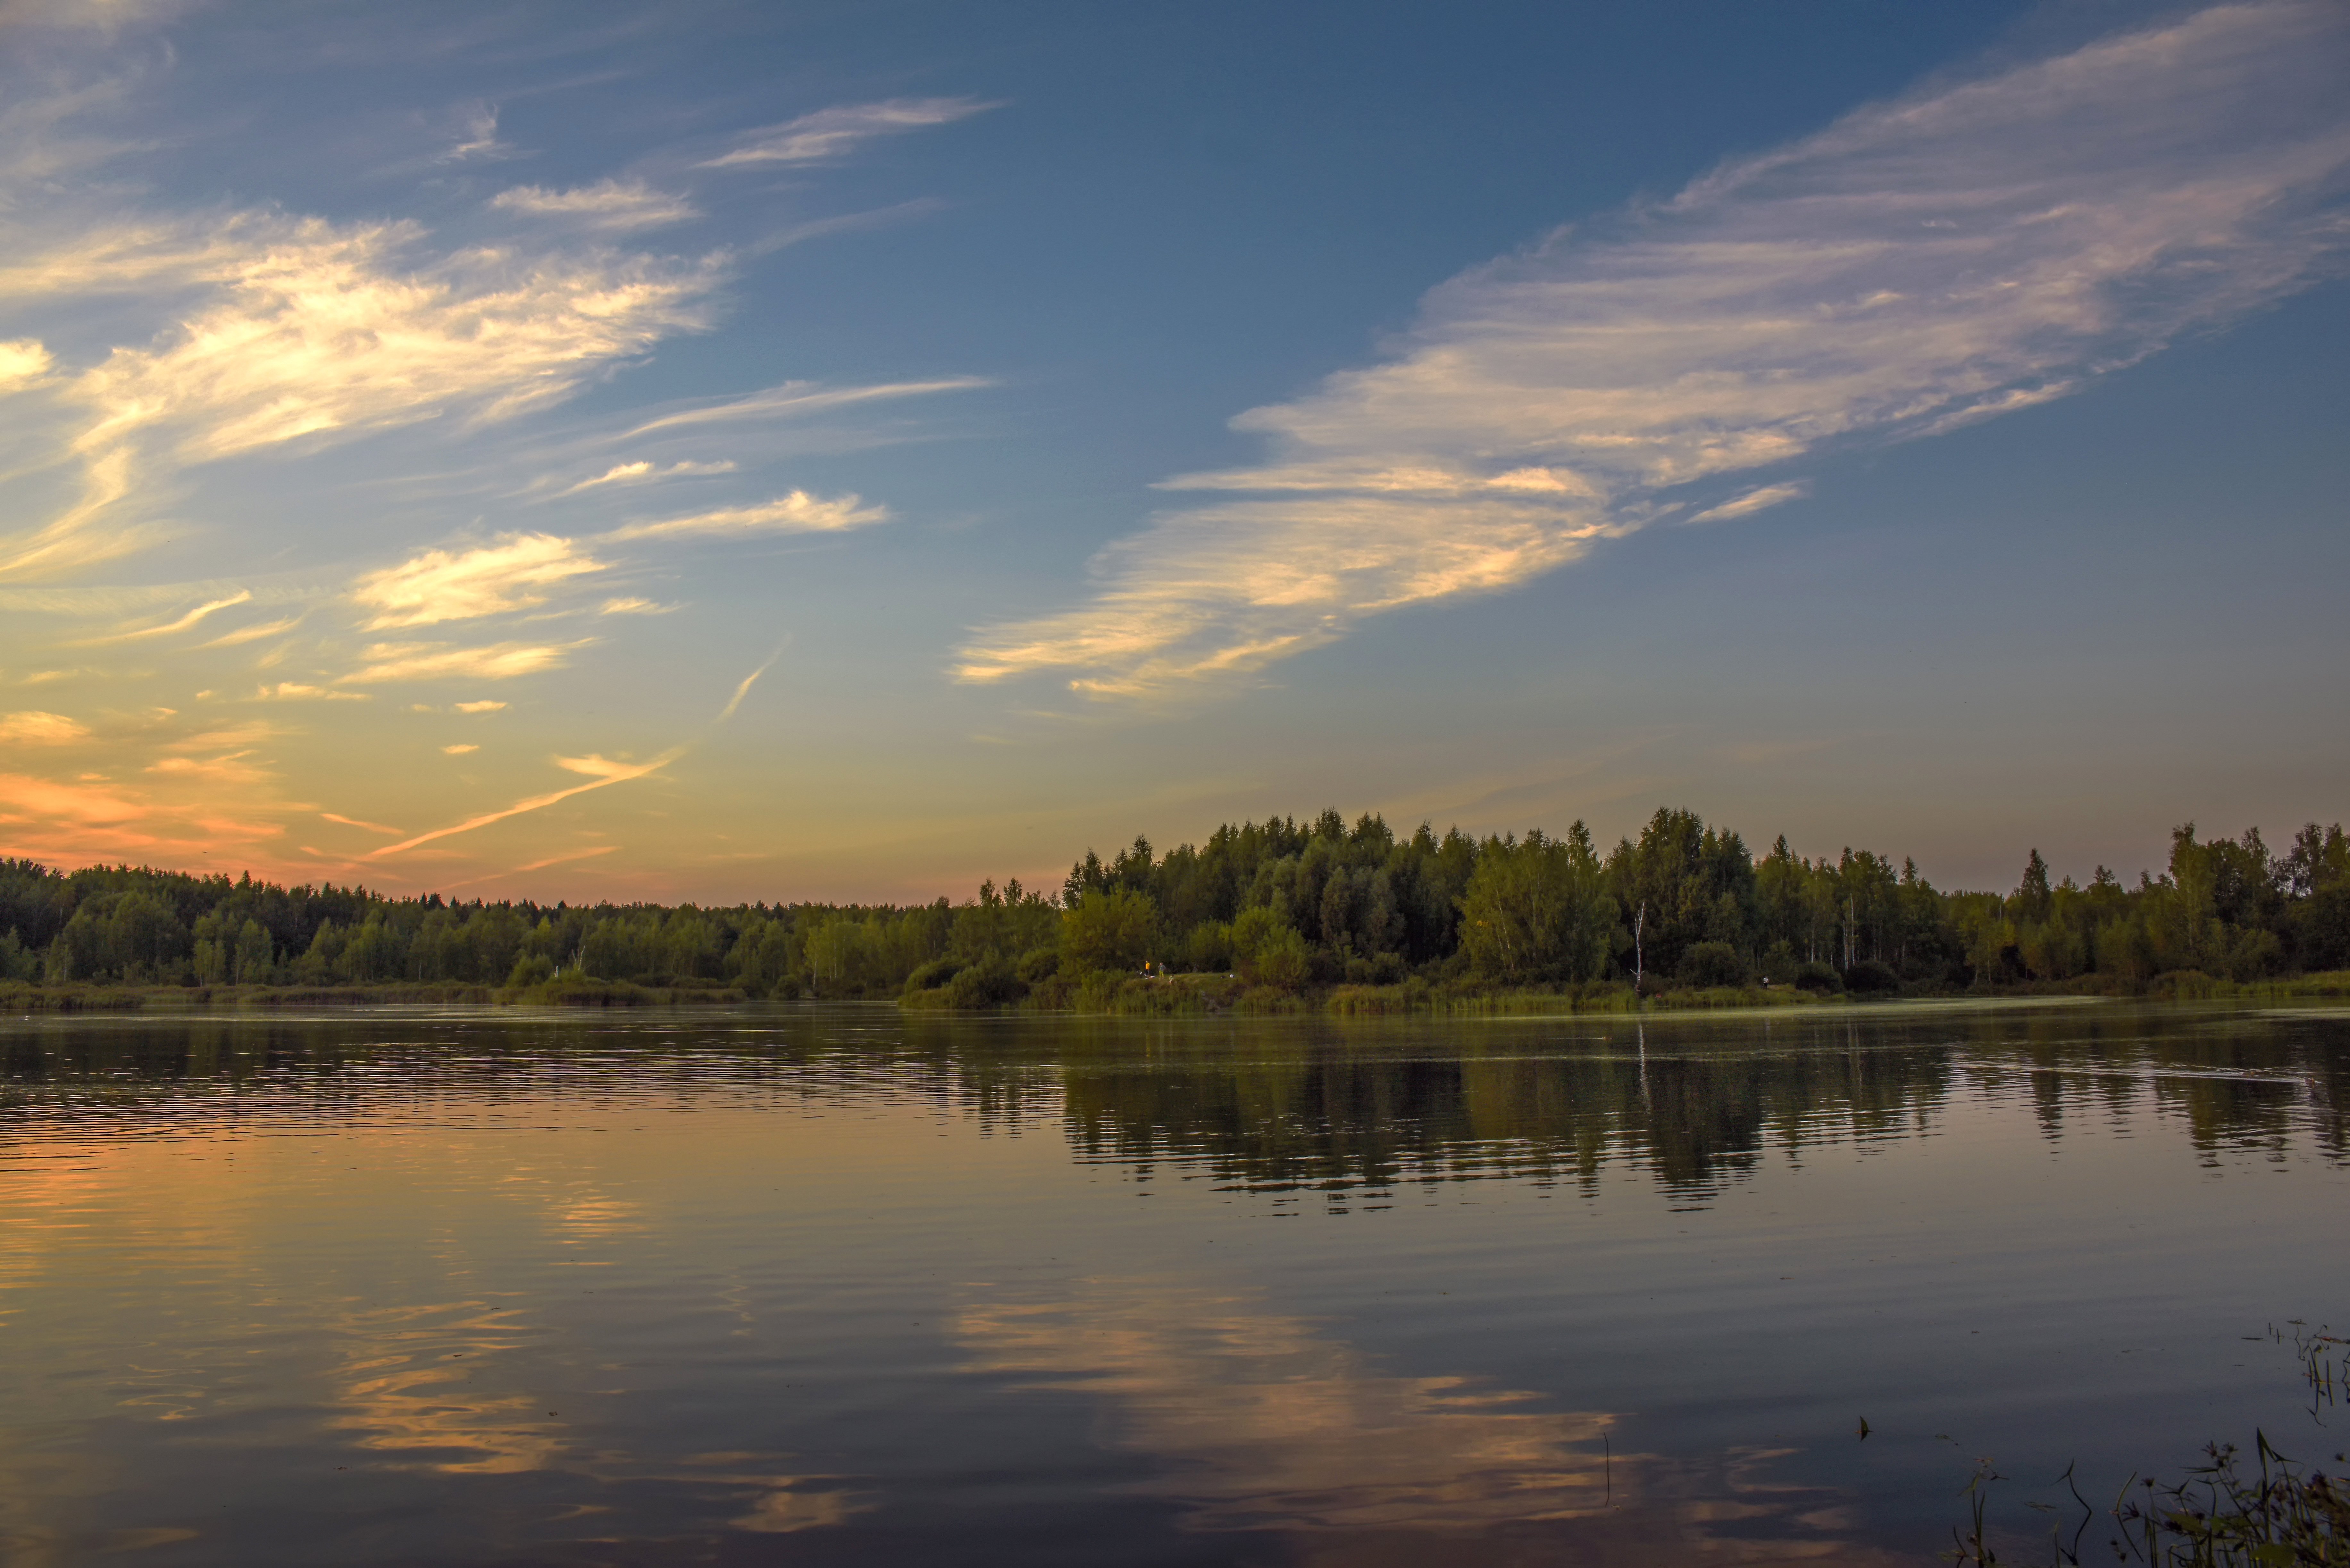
(2, 806, 2346, 1011)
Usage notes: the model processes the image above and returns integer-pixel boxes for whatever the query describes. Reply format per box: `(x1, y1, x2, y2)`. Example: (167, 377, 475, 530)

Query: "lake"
(2, 999, 2344, 1566)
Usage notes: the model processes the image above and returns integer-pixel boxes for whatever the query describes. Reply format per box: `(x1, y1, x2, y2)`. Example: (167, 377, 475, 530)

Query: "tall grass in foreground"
(1950, 1327, 2347, 1566)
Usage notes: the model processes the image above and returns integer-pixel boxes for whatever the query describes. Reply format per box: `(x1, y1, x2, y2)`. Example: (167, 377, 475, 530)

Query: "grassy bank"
(949, 967, 2350, 1018)
(0, 977, 748, 1011)
(9, 970, 2346, 1018)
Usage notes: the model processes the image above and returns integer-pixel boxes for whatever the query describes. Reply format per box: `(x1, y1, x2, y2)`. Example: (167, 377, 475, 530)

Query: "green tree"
(1458, 824, 1618, 985)
(1061, 888, 1157, 974)
(233, 919, 274, 984)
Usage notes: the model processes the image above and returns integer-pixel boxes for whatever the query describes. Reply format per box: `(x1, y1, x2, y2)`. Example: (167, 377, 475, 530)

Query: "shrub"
(1014, 946, 1061, 983)
(1246, 927, 1312, 991)
(1184, 920, 1234, 973)
(1842, 958, 1900, 993)
(942, 959, 1026, 1008)
(1794, 960, 1843, 993)
(1678, 941, 1748, 989)
(903, 957, 964, 995)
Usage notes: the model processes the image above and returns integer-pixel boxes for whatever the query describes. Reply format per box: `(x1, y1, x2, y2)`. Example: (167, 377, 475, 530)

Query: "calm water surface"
(2, 1000, 2345, 1566)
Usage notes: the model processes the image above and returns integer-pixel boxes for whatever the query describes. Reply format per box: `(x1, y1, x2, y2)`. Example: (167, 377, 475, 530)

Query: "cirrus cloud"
(599, 489, 887, 544)
(340, 640, 587, 684)
(353, 533, 607, 629)
(489, 179, 697, 230)
(698, 97, 998, 169)
(0, 710, 93, 744)
(959, 1, 2350, 699)
(0, 209, 724, 583)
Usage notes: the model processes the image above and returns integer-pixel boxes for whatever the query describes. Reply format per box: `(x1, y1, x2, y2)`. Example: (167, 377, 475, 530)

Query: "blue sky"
(1, 0, 2344, 901)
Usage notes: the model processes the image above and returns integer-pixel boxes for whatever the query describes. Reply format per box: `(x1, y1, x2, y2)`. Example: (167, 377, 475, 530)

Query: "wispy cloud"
(621, 377, 989, 438)
(439, 102, 518, 164)
(959, 1, 2350, 698)
(1, 210, 722, 582)
(0, 772, 141, 823)
(958, 498, 1625, 695)
(253, 682, 369, 701)
(196, 614, 303, 648)
(1685, 483, 1810, 526)
(353, 534, 606, 629)
(366, 656, 773, 858)
(92, 589, 252, 643)
(0, 0, 184, 35)
(551, 458, 736, 496)
(72, 221, 717, 463)
(321, 811, 402, 835)
(699, 97, 997, 169)
(600, 490, 886, 544)
(0, 710, 92, 744)
(341, 640, 587, 684)
(369, 743, 683, 858)
(511, 843, 619, 873)
(489, 179, 696, 230)
(716, 649, 778, 721)
(0, 339, 51, 388)
(146, 751, 269, 783)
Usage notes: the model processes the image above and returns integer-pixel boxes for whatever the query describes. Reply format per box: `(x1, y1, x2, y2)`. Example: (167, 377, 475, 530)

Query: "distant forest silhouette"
(4, 808, 2346, 1009)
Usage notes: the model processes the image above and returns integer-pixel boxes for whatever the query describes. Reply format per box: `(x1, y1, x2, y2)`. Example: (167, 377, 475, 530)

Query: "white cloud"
(0, 771, 141, 822)
(253, 682, 369, 701)
(195, 615, 303, 648)
(0, 209, 721, 582)
(340, 640, 586, 684)
(73, 220, 717, 464)
(960, 2, 2350, 697)
(957, 497, 1624, 697)
(599, 490, 887, 544)
(489, 179, 697, 230)
(552, 458, 736, 496)
(453, 700, 507, 713)
(509, 844, 619, 873)
(621, 377, 989, 438)
(1685, 483, 1810, 526)
(0, 339, 51, 389)
(441, 743, 478, 755)
(440, 102, 517, 164)
(369, 743, 682, 858)
(97, 589, 253, 642)
(699, 97, 997, 169)
(0, 710, 92, 744)
(353, 534, 606, 629)
(0, 0, 183, 33)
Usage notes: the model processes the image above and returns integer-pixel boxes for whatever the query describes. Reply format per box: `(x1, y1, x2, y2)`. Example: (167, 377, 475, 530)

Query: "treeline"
(2, 806, 2346, 1006)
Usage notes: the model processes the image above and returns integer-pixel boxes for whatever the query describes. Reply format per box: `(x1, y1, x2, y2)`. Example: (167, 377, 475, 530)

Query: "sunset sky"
(2, 0, 2346, 903)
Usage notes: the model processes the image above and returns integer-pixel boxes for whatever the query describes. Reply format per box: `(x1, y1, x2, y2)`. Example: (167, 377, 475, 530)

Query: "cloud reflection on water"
(959, 1275, 1620, 1531)
(955, 1275, 1900, 1563)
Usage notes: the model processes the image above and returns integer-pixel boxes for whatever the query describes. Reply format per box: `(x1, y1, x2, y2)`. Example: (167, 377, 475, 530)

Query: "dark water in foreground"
(2, 1000, 2345, 1567)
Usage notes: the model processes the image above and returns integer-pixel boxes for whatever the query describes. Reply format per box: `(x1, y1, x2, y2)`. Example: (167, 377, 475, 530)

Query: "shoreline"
(9, 969, 2347, 1017)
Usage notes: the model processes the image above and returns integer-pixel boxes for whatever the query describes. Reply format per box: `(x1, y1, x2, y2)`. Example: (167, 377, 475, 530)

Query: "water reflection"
(328, 1299, 565, 1474)
(4, 1001, 2344, 1203)
(958, 1276, 1616, 1531)
(1, 1001, 2344, 1565)
(1026, 1005, 2346, 1200)
(953, 1275, 1916, 1565)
